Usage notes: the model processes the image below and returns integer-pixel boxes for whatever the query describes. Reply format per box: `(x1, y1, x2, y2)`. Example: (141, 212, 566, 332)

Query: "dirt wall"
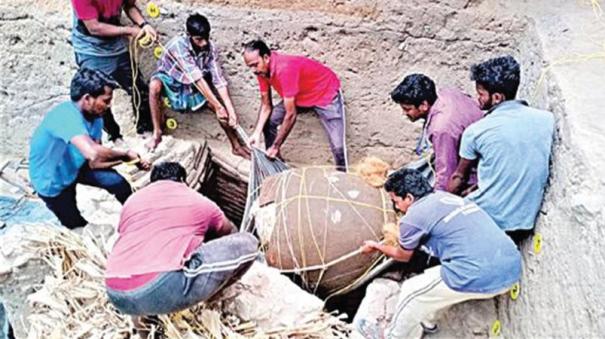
(0, 0, 528, 168)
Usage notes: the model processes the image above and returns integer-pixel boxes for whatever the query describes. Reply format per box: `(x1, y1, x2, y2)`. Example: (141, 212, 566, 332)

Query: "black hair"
(470, 55, 520, 100)
(150, 162, 188, 183)
(70, 68, 117, 102)
(390, 73, 437, 107)
(243, 39, 271, 57)
(186, 13, 211, 40)
(384, 168, 433, 200)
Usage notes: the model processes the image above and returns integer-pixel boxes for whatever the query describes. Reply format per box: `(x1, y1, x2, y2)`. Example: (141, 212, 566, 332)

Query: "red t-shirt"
(257, 51, 341, 107)
(105, 181, 224, 291)
(71, 0, 124, 21)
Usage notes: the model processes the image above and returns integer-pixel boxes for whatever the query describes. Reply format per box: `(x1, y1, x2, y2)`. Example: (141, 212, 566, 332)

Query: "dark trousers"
(75, 52, 152, 140)
(263, 91, 348, 171)
(107, 233, 259, 315)
(39, 167, 132, 228)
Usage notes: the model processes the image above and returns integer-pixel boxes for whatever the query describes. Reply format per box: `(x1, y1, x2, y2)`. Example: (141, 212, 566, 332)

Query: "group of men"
(30, 0, 348, 228)
(26, 0, 348, 329)
(358, 56, 554, 338)
(24, 0, 555, 337)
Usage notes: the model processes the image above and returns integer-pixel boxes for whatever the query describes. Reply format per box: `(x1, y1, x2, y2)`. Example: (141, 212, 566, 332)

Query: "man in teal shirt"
(29, 68, 150, 228)
(448, 56, 555, 243)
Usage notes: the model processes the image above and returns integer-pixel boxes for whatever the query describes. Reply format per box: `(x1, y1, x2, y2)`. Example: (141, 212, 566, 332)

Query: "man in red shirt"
(70, 0, 157, 141)
(242, 40, 348, 171)
(105, 162, 258, 316)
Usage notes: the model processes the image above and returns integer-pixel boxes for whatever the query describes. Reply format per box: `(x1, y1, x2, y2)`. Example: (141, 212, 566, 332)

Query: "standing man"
(359, 168, 521, 339)
(242, 40, 348, 171)
(147, 14, 249, 158)
(447, 56, 555, 243)
(29, 68, 150, 229)
(105, 162, 258, 316)
(390, 74, 483, 191)
(71, 0, 157, 141)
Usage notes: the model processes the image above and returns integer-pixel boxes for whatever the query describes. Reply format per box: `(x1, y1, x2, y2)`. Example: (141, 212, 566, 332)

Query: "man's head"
(70, 68, 117, 117)
(186, 13, 211, 50)
(390, 74, 437, 122)
(470, 55, 520, 110)
(242, 40, 272, 77)
(384, 168, 433, 214)
(150, 162, 187, 183)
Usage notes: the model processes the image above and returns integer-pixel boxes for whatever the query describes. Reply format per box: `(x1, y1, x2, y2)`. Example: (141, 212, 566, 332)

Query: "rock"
(352, 278, 400, 332)
(212, 261, 325, 331)
(0, 225, 51, 339)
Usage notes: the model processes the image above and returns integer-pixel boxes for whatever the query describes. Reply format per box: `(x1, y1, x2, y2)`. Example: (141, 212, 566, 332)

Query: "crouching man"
(147, 14, 249, 159)
(358, 168, 521, 339)
(105, 162, 258, 316)
(29, 68, 150, 229)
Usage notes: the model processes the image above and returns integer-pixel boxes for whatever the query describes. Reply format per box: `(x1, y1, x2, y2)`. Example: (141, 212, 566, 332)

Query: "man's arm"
(217, 86, 238, 127)
(446, 158, 476, 195)
(207, 45, 236, 127)
(80, 0, 155, 39)
(71, 135, 150, 170)
(123, 0, 157, 40)
(194, 78, 229, 124)
(81, 18, 139, 38)
(204, 214, 236, 241)
(431, 131, 460, 191)
(266, 97, 297, 158)
(361, 240, 414, 262)
(217, 216, 236, 237)
(249, 90, 273, 147)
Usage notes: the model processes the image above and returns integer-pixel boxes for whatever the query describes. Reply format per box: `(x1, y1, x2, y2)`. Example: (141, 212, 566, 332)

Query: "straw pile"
(16, 224, 351, 338)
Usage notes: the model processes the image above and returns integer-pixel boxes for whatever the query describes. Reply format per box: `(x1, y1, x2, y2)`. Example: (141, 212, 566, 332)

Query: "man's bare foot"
(232, 146, 251, 160)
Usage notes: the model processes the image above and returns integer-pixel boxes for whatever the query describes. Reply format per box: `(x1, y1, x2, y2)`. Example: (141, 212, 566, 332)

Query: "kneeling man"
(359, 168, 521, 338)
(29, 68, 149, 228)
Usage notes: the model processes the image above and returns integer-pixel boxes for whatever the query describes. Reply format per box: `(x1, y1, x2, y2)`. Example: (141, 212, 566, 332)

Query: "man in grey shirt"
(359, 168, 521, 338)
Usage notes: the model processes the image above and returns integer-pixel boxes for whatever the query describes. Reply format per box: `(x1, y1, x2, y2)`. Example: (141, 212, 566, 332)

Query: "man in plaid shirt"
(147, 14, 249, 158)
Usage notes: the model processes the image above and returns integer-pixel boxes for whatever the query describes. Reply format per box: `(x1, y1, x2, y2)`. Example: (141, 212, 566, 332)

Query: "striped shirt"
(156, 34, 227, 88)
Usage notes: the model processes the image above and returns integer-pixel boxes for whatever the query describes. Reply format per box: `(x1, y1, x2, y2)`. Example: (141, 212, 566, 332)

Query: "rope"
(267, 166, 394, 294)
(278, 242, 383, 274)
(125, 29, 153, 136)
(129, 29, 387, 296)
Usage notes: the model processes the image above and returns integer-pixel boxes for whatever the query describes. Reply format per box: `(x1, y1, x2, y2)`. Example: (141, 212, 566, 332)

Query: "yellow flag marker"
(490, 320, 501, 337)
(510, 282, 520, 300)
(166, 118, 178, 130)
(153, 46, 163, 59)
(146, 2, 160, 18)
(138, 34, 153, 48)
(533, 233, 543, 254)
